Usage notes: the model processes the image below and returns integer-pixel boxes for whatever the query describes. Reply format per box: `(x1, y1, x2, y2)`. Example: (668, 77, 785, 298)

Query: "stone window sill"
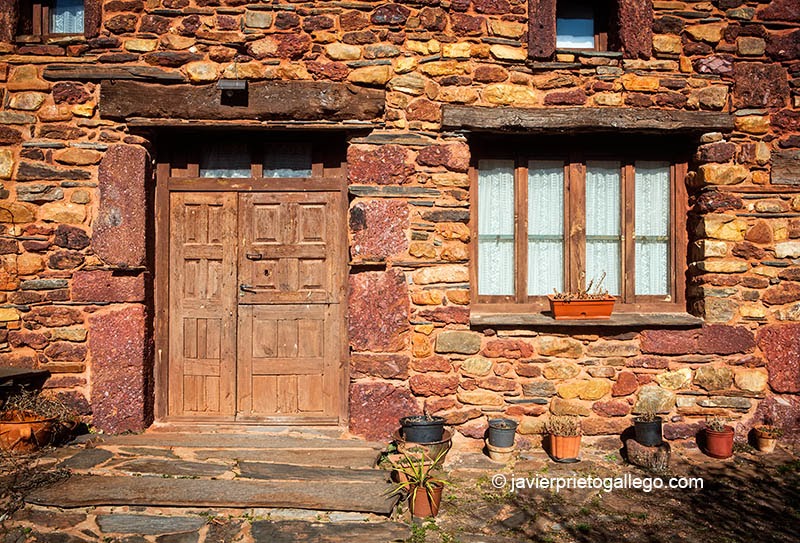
(471, 312, 703, 328)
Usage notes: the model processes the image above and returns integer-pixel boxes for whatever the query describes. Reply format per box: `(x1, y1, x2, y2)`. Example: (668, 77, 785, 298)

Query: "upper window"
(17, 0, 85, 37)
(556, 0, 608, 50)
(473, 140, 688, 313)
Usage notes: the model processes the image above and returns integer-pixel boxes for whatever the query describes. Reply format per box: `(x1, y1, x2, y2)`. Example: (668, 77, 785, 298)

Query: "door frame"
(152, 134, 350, 426)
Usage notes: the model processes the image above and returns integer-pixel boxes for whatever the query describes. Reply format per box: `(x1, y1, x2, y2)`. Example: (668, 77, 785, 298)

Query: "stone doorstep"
(26, 474, 400, 514)
(97, 431, 385, 451)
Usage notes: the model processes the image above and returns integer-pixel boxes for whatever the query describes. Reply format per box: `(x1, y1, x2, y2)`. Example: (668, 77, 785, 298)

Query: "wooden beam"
(442, 105, 735, 134)
(99, 80, 385, 122)
(44, 64, 186, 81)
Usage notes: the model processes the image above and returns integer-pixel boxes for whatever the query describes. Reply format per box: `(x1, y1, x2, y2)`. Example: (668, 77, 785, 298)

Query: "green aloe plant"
(386, 448, 448, 507)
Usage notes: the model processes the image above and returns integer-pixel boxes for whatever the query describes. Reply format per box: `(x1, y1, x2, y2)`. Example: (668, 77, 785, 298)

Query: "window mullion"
(516, 158, 528, 303)
(568, 154, 586, 293)
(622, 162, 636, 304)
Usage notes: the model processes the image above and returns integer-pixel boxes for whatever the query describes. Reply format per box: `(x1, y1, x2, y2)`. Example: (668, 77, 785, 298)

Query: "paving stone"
(100, 433, 383, 451)
(59, 448, 113, 470)
(95, 514, 205, 535)
(250, 520, 409, 542)
(238, 462, 390, 484)
(191, 448, 378, 468)
(155, 533, 199, 543)
(28, 475, 399, 514)
(115, 458, 230, 477)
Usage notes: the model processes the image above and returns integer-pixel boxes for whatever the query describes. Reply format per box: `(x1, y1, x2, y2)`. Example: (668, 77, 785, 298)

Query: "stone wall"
(0, 1, 798, 445)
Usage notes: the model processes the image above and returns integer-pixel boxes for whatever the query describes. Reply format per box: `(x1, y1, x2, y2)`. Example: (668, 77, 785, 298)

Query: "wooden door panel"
(237, 302, 336, 419)
(169, 193, 237, 418)
(238, 192, 341, 305)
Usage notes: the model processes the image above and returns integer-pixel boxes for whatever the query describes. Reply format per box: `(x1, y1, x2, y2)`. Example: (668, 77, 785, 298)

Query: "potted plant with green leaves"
(752, 423, 782, 453)
(0, 390, 77, 454)
(548, 272, 615, 320)
(633, 407, 663, 447)
(546, 415, 582, 462)
(399, 413, 446, 444)
(387, 449, 448, 519)
(703, 416, 735, 459)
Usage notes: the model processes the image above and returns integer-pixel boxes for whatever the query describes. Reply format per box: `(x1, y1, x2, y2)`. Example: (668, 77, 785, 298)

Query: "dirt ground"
(404, 439, 800, 543)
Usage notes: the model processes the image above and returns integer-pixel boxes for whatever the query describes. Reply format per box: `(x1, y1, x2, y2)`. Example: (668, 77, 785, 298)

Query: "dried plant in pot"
(386, 449, 448, 519)
(399, 414, 446, 444)
(546, 416, 582, 463)
(0, 390, 77, 454)
(752, 424, 782, 454)
(548, 273, 615, 320)
(703, 416, 735, 459)
(633, 408, 663, 447)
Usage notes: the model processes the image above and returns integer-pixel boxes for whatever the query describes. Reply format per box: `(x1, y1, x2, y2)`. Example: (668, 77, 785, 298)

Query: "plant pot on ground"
(399, 415, 446, 443)
(633, 410, 663, 447)
(703, 417, 735, 459)
(752, 425, 782, 453)
(548, 273, 615, 320)
(546, 416, 582, 462)
(487, 418, 518, 448)
(0, 390, 77, 454)
(387, 449, 447, 519)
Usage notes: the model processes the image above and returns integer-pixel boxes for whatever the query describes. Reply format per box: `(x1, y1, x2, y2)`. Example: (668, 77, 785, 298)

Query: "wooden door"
(167, 190, 344, 423)
(236, 192, 344, 422)
(168, 192, 238, 417)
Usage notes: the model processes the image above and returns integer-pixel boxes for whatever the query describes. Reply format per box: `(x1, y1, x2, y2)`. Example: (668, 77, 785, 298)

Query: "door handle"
(246, 253, 263, 261)
(240, 284, 257, 293)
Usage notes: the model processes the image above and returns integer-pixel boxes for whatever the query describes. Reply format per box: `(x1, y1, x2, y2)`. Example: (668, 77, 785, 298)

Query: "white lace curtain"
(586, 161, 621, 295)
(199, 142, 313, 178)
(477, 160, 515, 296)
(635, 161, 670, 295)
(51, 0, 84, 34)
(528, 161, 564, 295)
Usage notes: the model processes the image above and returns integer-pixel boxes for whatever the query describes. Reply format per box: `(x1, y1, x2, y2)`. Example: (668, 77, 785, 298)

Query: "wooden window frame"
(555, 0, 609, 52)
(470, 140, 688, 316)
(9, 0, 101, 42)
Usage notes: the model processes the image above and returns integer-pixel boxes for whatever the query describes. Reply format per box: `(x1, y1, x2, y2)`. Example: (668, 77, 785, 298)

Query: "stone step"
(250, 519, 409, 542)
(27, 474, 399, 514)
(191, 447, 380, 468)
(238, 461, 386, 482)
(98, 432, 384, 451)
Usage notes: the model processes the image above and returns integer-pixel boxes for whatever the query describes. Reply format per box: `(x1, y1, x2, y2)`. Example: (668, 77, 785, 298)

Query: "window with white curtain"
(17, 0, 86, 36)
(474, 147, 686, 311)
(51, 0, 85, 34)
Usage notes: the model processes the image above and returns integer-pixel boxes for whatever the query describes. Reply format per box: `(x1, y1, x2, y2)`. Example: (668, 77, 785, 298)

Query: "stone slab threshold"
(27, 474, 399, 514)
(98, 432, 384, 451)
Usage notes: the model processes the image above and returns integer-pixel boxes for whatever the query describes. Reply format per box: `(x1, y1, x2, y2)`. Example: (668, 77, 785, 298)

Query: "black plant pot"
(400, 416, 446, 443)
(487, 418, 518, 448)
(634, 417, 663, 447)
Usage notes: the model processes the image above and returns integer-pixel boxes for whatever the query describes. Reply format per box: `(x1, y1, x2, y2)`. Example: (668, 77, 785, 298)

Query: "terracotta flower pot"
(549, 434, 581, 461)
(753, 428, 778, 453)
(0, 410, 57, 454)
(705, 426, 734, 459)
(410, 483, 443, 518)
(548, 296, 616, 320)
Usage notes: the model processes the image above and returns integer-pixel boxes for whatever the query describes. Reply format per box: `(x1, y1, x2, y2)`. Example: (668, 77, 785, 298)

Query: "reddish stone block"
(733, 63, 790, 108)
(779, 268, 800, 281)
(766, 30, 800, 62)
(762, 282, 800, 305)
(757, 324, 800, 393)
(745, 220, 774, 244)
(773, 109, 800, 132)
(407, 98, 441, 122)
(52, 82, 91, 105)
(348, 270, 409, 352)
(371, 4, 411, 25)
(424, 397, 457, 414)
(697, 325, 756, 355)
(612, 371, 638, 396)
(48, 251, 85, 270)
(582, 417, 630, 436)
(54, 391, 91, 416)
(89, 305, 149, 433)
(343, 31, 378, 45)
(757, 0, 800, 22)
(732, 241, 765, 259)
(483, 339, 534, 359)
(751, 396, 800, 444)
(25, 306, 84, 327)
(95, 145, 147, 268)
(105, 14, 138, 34)
(71, 270, 145, 303)
(695, 191, 742, 213)
(516, 361, 542, 378)
(349, 381, 419, 440)
(474, 65, 508, 83)
(626, 356, 670, 369)
(347, 145, 410, 185)
(416, 143, 470, 173)
(411, 355, 453, 373)
(306, 61, 349, 82)
(696, 142, 736, 163)
(639, 329, 698, 355)
(592, 399, 631, 417)
(457, 419, 488, 439)
(351, 353, 410, 379)
(54, 225, 90, 250)
(140, 14, 171, 34)
(473, 0, 510, 14)
(44, 342, 87, 362)
(477, 376, 516, 392)
(350, 200, 408, 261)
(663, 422, 702, 441)
(419, 7, 447, 31)
(0, 126, 23, 145)
(543, 88, 587, 106)
(417, 306, 470, 325)
(8, 330, 48, 349)
(505, 405, 546, 417)
(451, 13, 484, 36)
(409, 373, 460, 396)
